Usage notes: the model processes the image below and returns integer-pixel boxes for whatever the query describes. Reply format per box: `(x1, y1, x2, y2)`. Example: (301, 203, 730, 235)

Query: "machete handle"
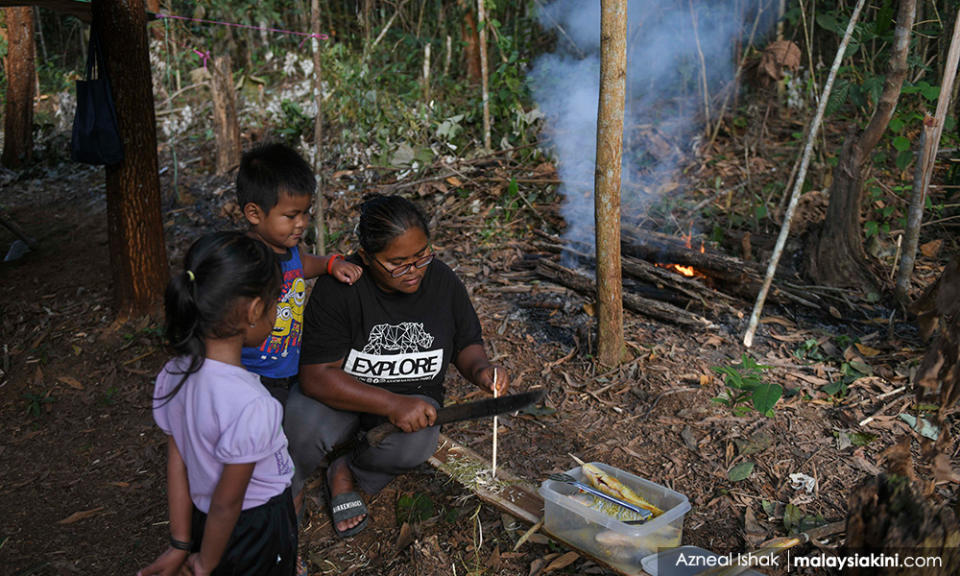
(365, 422, 403, 447)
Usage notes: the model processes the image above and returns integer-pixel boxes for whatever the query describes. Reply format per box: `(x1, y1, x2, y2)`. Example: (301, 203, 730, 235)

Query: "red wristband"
(327, 254, 344, 275)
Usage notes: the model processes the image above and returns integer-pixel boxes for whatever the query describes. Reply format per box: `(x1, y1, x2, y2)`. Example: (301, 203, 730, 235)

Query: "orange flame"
(674, 265, 695, 277)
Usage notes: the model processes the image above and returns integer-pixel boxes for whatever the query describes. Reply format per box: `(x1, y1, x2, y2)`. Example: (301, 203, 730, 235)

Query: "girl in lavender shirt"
(139, 232, 297, 576)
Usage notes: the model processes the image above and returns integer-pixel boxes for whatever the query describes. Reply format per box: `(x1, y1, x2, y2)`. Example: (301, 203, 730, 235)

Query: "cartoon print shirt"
(242, 245, 307, 379)
(153, 358, 294, 513)
(300, 256, 483, 403)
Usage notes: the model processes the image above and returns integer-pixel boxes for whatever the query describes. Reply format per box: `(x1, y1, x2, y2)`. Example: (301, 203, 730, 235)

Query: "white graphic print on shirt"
(345, 322, 442, 384)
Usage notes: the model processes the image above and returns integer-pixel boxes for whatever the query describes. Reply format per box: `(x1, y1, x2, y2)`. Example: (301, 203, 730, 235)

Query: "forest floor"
(1, 110, 958, 576)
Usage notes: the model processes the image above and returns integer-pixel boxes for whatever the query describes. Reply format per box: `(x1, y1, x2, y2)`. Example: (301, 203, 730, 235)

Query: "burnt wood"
(535, 259, 713, 328)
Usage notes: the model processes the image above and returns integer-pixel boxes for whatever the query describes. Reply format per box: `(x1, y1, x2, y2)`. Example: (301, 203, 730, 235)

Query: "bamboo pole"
(895, 11, 960, 302)
(477, 0, 491, 150)
(744, 0, 868, 348)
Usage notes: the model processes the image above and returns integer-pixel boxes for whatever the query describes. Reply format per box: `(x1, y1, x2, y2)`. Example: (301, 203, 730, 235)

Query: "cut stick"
(492, 367, 499, 478)
(743, 0, 868, 347)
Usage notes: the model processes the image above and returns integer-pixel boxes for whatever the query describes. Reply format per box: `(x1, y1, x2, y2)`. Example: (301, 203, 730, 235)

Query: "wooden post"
(595, 0, 628, 367)
(210, 55, 241, 176)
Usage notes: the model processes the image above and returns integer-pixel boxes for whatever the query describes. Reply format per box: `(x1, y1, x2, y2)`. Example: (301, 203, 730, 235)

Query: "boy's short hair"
(236, 142, 315, 212)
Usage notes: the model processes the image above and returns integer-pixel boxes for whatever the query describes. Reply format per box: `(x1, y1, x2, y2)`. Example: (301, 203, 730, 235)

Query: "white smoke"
(530, 0, 772, 246)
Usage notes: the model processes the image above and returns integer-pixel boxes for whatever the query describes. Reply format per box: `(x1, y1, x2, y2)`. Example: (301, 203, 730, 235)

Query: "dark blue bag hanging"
(71, 24, 124, 165)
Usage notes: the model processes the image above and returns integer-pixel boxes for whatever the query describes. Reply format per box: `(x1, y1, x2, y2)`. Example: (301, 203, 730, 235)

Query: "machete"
(366, 389, 545, 446)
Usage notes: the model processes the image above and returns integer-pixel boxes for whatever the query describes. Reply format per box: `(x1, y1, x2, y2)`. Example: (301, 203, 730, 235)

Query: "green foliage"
(396, 492, 436, 524)
(783, 504, 824, 535)
(793, 339, 824, 362)
(728, 461, 754, 482)
(711, 354, 780, 417)
(24, 391, 55, 419)
(822, 360, 871, 398)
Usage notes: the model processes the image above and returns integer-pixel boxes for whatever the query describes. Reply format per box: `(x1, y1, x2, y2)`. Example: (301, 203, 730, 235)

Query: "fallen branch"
(744, 0, 868, 347)
(535, 259, 714, 328)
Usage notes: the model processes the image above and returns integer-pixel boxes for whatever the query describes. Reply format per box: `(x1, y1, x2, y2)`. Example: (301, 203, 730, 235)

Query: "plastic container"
(641, 546, 766, 576)
(539, 462, 691, 576)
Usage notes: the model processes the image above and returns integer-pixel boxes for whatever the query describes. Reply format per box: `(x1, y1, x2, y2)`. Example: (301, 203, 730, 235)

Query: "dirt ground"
(1, 138, 958, 576)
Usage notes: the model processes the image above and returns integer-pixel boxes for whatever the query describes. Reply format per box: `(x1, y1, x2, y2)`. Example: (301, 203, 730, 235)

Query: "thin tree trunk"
(311, 0, 327, 256)
(92, 0, 169, 319)
(896, 11, 960, 303)
(595, 0, 627, 367)
(2, 7, 35, 169)
(422, 42, 431, 102)
(688, 0, 710, 131)
(460, 0, 481, 83)
(477, 0, 491, 150)
(807, 0, 916, 290)
(210, 55, 241, 176)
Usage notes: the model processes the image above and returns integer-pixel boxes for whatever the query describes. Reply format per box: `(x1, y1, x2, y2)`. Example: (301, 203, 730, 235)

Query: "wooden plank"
(427, 434, 543, 525)
(428, 433, 641, 576)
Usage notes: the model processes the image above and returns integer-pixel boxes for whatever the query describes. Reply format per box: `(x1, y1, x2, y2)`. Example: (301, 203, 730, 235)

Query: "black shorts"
(191, 486, 297, 576)
(260, 375, 298, 406)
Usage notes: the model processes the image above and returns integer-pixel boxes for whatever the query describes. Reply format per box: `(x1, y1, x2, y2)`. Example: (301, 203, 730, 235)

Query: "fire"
(654, 224, 705, 277)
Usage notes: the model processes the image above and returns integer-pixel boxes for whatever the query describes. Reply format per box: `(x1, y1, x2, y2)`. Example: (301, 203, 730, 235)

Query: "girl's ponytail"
(157, 232, 281, 403)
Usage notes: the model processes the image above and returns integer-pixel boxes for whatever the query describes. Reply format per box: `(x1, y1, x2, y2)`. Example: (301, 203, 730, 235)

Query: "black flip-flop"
(329, 492, 368, 538)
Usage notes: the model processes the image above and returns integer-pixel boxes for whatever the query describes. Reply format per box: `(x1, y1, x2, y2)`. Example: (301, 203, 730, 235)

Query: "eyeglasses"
(372, 252, 434, 278)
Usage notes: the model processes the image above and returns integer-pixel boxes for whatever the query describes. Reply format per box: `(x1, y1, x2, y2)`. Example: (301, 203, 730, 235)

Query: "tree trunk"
(460, 1, 481, 83)
(594, 0, 627, 367)
(845, 474, 960, 575)
(896, 12, 960, 302)
(914, 256, 960, 428)
(92, 0, 169, 320)
(311, 0, 326, 256)
(210, 54, 241, 176)
(477, 0, 490, 150)
(2, 7, 36, 169)
(807, 0, 916, 291)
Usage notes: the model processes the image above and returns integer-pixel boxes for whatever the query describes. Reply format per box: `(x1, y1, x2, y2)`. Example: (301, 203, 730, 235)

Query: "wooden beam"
(428, 433, 636, 576)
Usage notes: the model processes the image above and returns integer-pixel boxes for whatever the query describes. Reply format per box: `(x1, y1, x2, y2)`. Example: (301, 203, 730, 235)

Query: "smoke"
(529, 0, 773, 246)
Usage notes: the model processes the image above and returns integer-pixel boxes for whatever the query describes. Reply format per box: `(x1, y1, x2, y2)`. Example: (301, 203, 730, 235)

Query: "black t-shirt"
(300, 257, 483, 403)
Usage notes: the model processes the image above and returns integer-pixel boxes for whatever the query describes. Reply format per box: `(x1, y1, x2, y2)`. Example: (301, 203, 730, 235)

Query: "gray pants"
(284, 383, 441, 496)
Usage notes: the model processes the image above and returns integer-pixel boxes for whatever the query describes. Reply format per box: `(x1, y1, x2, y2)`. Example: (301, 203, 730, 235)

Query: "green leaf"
(783, 504, 803, 531)
(892, 135, 911, 152)
(895, 150, 913, 171)
(849, 432, 877, 447)
(888, 116, 904, 133)
(822, 379, 844, 396)
(752, 382, 783, 415)
(848, 360, 873, 376)
(728, 461, 755, 482)
(826, 80, 850, 116)
(865, 221, 879, 238)
(922, 83, 941, 101)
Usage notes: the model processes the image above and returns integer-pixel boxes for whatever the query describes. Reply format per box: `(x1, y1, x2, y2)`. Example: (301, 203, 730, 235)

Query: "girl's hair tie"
(185, 270, 196, 282)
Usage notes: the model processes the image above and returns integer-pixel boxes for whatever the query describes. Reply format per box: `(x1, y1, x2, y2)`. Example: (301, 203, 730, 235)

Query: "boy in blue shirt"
(238, 143, 362, 402)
